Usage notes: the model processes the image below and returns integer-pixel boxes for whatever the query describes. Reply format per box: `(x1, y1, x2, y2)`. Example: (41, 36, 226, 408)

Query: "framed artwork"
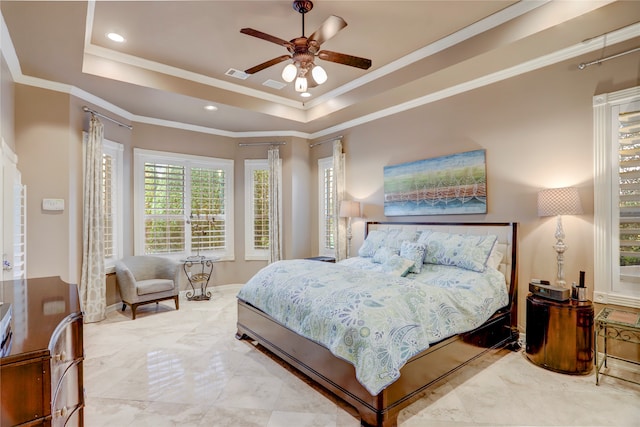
(384, 149, 487, 216)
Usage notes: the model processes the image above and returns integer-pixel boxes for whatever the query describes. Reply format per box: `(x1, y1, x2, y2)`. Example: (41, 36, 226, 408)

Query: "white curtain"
(80, 114, 106, 323)
(268, 146, 283, 263)
(332, 140, 347, 261)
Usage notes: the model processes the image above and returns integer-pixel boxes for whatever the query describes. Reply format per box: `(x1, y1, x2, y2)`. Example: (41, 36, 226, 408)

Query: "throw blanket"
(237, 259, 508, 395)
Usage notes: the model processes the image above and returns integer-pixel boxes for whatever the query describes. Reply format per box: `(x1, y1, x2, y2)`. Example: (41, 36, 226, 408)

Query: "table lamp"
(339, 200, 361, 258)
(537, 187, 584, 287)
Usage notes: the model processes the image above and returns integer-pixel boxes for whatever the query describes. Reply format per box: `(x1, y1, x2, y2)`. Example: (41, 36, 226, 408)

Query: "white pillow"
(358, 230, 387, 257)
(486, 247, 504, 270)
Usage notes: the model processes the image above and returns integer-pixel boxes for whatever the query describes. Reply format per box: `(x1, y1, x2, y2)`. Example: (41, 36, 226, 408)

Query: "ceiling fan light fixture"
(311, 64, 327, 84)
(300, 92, 311, 98)
(295, 76, 308, 92)
(282, 63, 297, 82)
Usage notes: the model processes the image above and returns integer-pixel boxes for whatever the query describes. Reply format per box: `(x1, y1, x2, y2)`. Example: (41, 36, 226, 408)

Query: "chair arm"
(114, 262, 139, 302)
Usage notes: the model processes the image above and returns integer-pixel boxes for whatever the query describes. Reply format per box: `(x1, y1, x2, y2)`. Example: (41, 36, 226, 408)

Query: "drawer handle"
(53, 406, 68, 418)
(52, 351, 67, 362)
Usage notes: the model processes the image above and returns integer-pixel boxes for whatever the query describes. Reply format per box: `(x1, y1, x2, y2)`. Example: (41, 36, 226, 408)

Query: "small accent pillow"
(373, 247, 399, 264)
(486, 247, 504, 270)
(400, 241, 427, 274)
(422, 231, 498, 273)
(381, 254, 415, 277)
(358, 230, 387, 257)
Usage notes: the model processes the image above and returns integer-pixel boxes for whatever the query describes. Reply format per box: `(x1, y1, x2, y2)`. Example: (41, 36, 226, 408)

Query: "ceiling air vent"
(262, 79, 287, 90)
(225, 68, 249, 80)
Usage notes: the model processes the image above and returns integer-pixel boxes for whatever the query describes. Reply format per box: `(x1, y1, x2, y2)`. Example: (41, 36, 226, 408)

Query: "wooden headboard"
(365, 221, 518, 325)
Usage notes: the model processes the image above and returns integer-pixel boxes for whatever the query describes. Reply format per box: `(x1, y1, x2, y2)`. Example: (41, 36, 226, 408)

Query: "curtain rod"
(238, 141, 286, 147)
(578, 46, 640, 70)
(82, 106, 133, 130)
(309, 135, 343, 148)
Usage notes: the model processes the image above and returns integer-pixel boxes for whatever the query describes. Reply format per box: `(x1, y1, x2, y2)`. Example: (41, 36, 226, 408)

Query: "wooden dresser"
(0, 277, 84, 427)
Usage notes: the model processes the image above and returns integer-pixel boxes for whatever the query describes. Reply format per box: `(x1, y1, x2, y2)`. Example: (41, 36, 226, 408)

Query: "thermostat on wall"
(42, 198, 65, 211)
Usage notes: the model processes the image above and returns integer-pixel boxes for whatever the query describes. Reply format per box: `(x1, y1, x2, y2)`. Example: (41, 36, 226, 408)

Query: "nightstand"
(525, 293, 594, 374)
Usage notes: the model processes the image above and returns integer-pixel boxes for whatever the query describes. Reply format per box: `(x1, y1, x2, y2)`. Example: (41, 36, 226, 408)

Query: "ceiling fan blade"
(308, 15, 347, 45)
(244, 55, 292, 75)
(240, 28, 293, 49)
(318, 50, 372, 70)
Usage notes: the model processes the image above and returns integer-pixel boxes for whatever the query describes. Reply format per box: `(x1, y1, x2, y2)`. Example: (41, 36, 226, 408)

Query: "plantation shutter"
(619, 109, 640, 282)
(190, 167, 226, 251)
(102, 153, 114, 258)
(323, 165, 335, 251)
(252, 169, 270, 250)
(143, 162, 186, 254)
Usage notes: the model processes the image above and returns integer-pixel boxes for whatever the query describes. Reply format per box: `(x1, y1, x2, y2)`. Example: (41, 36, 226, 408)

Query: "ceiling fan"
(240, 0, 372, 92)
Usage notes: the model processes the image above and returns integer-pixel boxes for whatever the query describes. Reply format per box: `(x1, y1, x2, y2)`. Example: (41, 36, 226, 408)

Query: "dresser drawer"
(51, 360, 83, 427)
(49, 315, 83, 387)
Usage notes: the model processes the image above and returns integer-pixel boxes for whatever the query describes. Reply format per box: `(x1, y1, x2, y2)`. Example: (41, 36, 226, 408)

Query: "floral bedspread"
(236, 258, 508, 395)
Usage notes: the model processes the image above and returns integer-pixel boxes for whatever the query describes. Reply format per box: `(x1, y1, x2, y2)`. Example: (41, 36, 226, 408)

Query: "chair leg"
(122, 303, 126, 312)
(174, 295, 180, 310)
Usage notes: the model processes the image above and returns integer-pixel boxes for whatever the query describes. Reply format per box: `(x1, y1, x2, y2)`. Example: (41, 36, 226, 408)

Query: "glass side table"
(594, 307, 640, 385)
(180, 256, 218, 301)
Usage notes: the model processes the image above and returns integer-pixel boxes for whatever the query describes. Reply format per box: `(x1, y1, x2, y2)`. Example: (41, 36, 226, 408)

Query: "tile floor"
(84, 284, 640, 426)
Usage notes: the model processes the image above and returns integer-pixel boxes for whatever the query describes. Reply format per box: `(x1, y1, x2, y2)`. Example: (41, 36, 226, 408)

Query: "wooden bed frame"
(236, 222, 519, 427)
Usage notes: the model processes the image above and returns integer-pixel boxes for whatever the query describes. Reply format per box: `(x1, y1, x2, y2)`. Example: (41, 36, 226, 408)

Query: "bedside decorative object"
(594, 308, 640, 385)
(525, 293, 593, 374)
(339, 200, 361, 258)
(537, 187, 584, 288)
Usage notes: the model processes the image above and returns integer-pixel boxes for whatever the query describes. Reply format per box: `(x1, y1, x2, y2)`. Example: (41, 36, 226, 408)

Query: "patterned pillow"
(400, 241, 427, 274)
(373, 246, 399, 264)
(422, 231, 497, 272)
(381, 254, 415, 277)
(358, 230, 387, 257)
(384, 229, 419, 251)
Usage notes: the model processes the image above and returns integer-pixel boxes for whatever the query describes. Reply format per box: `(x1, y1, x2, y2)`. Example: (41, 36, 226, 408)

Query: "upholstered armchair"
(114, 255, 180, 319)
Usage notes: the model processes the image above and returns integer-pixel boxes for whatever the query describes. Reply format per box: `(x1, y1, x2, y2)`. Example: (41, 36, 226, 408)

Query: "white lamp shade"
(339, 200, 361, 218)
(281, 63, 297, 82)
(294, 76, 308, 92)
(311, 65, 327, 84)
(537, 187, 584, 217)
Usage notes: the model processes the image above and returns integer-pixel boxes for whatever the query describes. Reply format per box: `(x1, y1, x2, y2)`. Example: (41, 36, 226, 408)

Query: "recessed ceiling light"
(106, 32, 125, 43)
(204, 105, 218, 111)
(300, 92, 311, 98)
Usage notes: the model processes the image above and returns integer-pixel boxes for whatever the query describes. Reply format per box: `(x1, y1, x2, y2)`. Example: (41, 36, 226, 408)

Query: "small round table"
(180, 256, 218, 301)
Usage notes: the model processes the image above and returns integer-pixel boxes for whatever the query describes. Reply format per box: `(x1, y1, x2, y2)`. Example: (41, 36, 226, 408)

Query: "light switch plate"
(42, 198, 65, 211)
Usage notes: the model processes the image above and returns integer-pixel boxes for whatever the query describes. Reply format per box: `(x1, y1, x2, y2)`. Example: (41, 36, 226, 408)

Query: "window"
(245, 160, 270, 260)
(594, 86, 640, 307)
(318, 157, 335, 256)
(134, 149, 234, 260)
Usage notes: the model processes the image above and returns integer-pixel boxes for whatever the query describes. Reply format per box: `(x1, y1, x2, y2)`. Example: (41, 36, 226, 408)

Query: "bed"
(236, 222, 518, 427)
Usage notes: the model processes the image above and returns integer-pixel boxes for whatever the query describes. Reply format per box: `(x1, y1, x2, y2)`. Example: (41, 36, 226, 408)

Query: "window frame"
(133, 148, 234, 261)
(318, 156, 335, 257)
(244, 159, 269, 260)
(594, 85, 640, 308)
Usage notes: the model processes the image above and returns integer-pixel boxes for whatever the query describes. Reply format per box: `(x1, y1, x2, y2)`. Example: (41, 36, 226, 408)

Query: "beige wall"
(6, 37, 640, 333)
(311, 47, 639, 331)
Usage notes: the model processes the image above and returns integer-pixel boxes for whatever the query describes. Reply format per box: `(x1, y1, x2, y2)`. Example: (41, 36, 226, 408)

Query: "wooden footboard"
(236, 300, 517, 427)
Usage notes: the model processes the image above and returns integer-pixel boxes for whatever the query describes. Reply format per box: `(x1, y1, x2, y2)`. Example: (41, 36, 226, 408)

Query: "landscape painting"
(384, 149, 487, 216)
